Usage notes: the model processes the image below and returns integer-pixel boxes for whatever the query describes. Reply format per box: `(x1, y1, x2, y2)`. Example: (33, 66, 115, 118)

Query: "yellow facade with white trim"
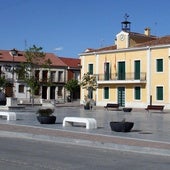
(80, 30, 170, 109)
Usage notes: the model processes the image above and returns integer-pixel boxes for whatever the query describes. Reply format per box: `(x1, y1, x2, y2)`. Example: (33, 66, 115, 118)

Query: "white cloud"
(54, 47, 63, 51)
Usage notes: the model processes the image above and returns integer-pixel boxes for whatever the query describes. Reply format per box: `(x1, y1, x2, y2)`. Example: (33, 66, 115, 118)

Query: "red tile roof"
(82, 35, 170, 54)
(84, 45, 117, 53)
(0, 50, 67, 67)
(59, 57, 81, 68)
(0, 50, 25, 62)
(45, 53, 67, 67)
(129, 31, 157, 39)
(134, 35, 170, 47)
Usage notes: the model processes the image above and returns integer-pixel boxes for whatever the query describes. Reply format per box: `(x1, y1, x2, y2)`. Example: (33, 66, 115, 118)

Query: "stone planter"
(37, 115, 56, 124)
(110, 121, 134, 132)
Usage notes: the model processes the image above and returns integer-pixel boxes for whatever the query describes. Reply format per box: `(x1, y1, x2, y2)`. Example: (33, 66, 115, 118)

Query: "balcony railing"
(95, 72, 146, 82)
(50, 77, 64, 83)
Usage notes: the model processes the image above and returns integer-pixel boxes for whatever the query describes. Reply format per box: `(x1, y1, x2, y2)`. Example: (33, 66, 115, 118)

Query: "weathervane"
(124, 13, 129, 21)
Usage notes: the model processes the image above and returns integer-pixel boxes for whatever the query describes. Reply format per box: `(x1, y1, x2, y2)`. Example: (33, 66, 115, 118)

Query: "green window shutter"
(135, 86, 140, 100)
(105, 63, 110, 80)
(118, 62, 125, 80)
(157, 86, 163, 100)
(157, 59, 163, 72)
(134, 60, 140, 79)
(88, 64, 93, 74)
(104, 87, 109, 99)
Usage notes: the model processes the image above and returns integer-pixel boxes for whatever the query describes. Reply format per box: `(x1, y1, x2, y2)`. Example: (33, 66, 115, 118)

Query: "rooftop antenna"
(24, 39, 27, 49)
(100, 39, 105, 47)
(154, 22, 158, 36)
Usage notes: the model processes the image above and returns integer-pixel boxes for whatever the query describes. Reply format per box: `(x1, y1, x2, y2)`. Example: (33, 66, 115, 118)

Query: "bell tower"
(121, 13, 131, 32)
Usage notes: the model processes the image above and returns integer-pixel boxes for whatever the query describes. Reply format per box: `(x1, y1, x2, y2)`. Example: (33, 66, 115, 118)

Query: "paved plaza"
(0, 102, 170, 156)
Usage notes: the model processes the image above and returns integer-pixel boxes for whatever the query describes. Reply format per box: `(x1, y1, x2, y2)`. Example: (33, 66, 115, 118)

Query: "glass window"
(58, 86, 63, 97)
(88, 64, 93, 74)
(35, 70, 40, 80)
(104, 87, 109, 99)
(74, 71, 79, 80)
(18, 85, 24, 93)
(157, 86, 163, 100)
(134, 86, 140, 100)
(42, 70, 48, 82)
(58, 71, 63, 82)
(51, 71, 56, 82)
(156, 59, 163, 72)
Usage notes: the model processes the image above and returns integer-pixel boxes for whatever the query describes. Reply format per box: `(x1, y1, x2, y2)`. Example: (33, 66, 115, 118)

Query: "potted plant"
(84, 101, 91, 110)
(79, 73, 97, 109)
(83, 95, 92, 110)
(36, 108, 56, 124)
(110, 118, 134, 132)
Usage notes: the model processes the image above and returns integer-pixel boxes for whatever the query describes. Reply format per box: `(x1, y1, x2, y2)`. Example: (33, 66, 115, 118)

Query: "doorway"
(117, 87, 125, 107)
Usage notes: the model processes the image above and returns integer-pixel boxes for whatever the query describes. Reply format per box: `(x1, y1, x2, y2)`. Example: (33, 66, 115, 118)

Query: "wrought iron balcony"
(95, 72, 146, 84)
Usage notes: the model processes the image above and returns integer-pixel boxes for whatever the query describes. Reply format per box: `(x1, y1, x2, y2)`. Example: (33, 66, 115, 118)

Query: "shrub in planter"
(83, 95, 93, 110)
(36, 108, 56, 124)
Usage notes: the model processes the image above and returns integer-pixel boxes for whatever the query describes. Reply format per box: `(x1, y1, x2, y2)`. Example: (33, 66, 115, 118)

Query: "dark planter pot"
(123, 107, 132, 112)
(84, 105, 90, 110)
(37, 115, 56, 124)
(110, 121, 134, 132)
(0, 100, 6, 105)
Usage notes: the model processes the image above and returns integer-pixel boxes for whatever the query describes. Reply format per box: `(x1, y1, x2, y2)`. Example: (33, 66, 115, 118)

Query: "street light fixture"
(10, 48, 18, 97)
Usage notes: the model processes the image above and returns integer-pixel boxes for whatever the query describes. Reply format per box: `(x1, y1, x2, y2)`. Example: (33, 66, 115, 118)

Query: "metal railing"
(95, 72, 146, 81)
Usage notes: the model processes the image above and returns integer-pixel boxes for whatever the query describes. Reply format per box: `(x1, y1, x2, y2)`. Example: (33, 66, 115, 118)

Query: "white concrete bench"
(0, 112, 16, 120)
(63, 117, 97, 129)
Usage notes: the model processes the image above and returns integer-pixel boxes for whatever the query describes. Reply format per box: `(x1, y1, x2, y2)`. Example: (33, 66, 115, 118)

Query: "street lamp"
(10, 48, 18, 97)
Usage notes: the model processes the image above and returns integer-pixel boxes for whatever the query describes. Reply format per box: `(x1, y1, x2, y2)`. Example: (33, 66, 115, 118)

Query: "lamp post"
(10, 48, 18, 97)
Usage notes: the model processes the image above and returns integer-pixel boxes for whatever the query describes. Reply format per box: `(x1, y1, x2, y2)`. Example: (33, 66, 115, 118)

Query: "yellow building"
(79, 18, 170, 109)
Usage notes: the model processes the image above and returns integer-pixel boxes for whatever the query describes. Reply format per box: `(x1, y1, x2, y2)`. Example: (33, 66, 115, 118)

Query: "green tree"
(16, 45, 52, 106)
(65, 79, 79, 101)
(0, 76, 7, 90)
(80, 72, 97, 99)
(0, 76, 7, 104)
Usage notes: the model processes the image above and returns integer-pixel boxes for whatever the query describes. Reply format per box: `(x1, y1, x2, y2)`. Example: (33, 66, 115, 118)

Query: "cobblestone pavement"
(0, 102, 170, 156)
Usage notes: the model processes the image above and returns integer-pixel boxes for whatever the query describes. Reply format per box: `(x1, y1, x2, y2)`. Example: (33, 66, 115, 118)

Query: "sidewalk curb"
(0, 124, 170, 157)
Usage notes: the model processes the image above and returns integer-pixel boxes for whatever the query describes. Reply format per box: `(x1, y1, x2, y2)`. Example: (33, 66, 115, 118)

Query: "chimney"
(144, 27, 151, 36)
(115, 38, 117, 45)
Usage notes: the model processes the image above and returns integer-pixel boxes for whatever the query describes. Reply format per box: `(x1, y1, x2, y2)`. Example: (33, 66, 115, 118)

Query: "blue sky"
(0, 0, 170, 58)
